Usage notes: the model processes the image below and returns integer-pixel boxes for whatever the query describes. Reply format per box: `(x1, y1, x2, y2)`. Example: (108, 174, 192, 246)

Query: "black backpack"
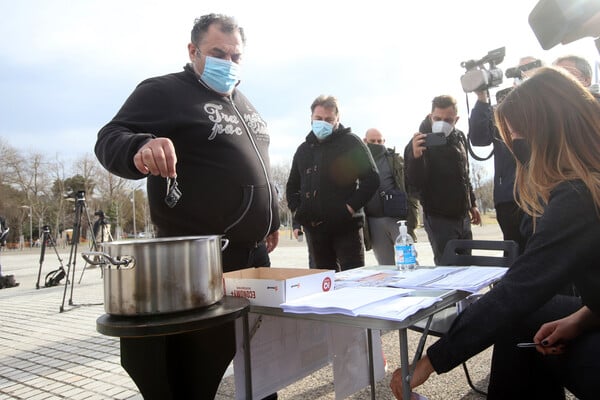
(45, 267, 66, 287)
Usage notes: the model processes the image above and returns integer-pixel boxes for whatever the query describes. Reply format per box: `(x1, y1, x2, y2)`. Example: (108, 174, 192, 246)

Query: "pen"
(516, 342, 540, 348)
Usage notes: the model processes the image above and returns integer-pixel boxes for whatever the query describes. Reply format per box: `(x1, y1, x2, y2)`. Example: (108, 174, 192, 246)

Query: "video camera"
(494, 59, 543, 104)
(505, 59, 543, 79)
(64, 190, 86, 201)
(528, 0, 600, 53)
(460, 47, 506, 93)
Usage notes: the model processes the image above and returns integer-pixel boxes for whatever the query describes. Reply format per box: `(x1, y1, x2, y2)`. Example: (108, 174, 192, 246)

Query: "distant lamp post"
(21, 205, 32, 248)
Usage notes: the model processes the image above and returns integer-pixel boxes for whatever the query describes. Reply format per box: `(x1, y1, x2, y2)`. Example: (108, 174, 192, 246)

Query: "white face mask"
(431, 121, 454, 137)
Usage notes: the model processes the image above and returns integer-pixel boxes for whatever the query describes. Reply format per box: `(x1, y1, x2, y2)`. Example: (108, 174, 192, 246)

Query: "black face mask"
(512, 139, 531, 166)
(366, 143, 386, 158)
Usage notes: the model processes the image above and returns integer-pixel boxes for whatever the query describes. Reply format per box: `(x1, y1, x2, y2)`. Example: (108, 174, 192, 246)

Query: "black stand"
(96, 297, 253, 400)
(35, 226, 66, 289)
(60, 191, 98, 313)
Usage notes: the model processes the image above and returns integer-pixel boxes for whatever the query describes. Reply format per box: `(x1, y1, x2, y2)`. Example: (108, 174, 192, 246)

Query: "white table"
(249, 287, 467, 400)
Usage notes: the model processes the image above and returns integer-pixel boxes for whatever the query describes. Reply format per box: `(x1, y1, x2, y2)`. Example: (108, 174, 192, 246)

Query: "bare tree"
(0, 139, 29, 243)
(470, 162, 494, 214)
(3, 149, 55, 242)
(72, 154, 100, 205)
(270, 162, 292, 227)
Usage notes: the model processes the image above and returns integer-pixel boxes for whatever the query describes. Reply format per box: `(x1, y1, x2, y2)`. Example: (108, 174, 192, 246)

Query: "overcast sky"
(1, 0, 599, 178)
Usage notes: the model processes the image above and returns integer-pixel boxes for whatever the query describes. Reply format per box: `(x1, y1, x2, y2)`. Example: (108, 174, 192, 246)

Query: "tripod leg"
(68, 240, 78, 306)
(60, 239, 76, 313)
(61, 201, 83, 313)
(36, 233, 48, 289)
(49, 234, 65, 268)
(77, 240, 92, 284)
(77, 202, 102, 282)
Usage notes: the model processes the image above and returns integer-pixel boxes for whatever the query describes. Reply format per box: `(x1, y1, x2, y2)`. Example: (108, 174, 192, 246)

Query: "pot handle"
(81, 251, 135, 268)
(221, 238, 229, 251)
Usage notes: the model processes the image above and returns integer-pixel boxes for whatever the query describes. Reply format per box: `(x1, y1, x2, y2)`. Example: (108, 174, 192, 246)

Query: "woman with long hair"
(391, 67, 600, 399)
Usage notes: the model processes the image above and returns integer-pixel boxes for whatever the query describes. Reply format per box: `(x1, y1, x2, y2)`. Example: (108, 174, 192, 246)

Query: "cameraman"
(468, 57, 542, 254)
(405, 95, 481, 265)
(553, 55, 600, 100)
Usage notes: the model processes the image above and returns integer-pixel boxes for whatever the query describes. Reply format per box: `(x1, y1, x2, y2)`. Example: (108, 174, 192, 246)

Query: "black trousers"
(120, 242, 272, 399)
(306, 227, 364, 271)
(495, 201, 528, 255)
(121, 321, 236, 400)
(423, 213, 472, 265)
(487, 295, 600, 399)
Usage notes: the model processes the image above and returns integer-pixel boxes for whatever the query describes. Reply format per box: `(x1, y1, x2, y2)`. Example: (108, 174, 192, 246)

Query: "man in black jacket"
(362, 128, 414, 265)
(470, 56, 557, 255)
(286, 95, 379, 271)
(95, 14, 279, 400)
(469, 89, 528, 254)
(405, 95, 481, 265)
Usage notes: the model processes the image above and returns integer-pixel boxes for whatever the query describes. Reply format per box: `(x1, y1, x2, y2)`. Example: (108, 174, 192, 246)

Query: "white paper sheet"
(335, 269, 398, 289)
(387, 266, 507, 293)
(330, 325, 384, 400)
(280, 286, 414, 316)
(356, 296, 443, 321)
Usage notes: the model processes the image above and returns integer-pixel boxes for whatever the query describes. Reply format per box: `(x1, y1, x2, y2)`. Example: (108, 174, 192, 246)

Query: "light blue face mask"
(312, 120, 334, 140)
(200, 55, 241, 94)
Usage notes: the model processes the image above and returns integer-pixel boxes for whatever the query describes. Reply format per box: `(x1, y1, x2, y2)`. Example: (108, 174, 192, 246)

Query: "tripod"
(60, 191, 98, 313)
(78, 212, 113, 283)
(35, 225, 66, 289)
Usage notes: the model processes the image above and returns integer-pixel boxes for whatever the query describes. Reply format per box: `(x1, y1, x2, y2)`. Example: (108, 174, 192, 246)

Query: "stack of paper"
(388, 266, 507, 293)
(356, 296, 443, 322)
(280, 286, 413, 316)
(335, 270, 398, 289)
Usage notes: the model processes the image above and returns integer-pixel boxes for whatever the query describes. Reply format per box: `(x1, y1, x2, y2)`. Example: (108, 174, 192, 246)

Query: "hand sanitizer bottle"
(394, 220, 416, 271)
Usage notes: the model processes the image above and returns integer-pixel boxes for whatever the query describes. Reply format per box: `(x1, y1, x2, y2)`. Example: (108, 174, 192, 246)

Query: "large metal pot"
(83, 235, 227, 316)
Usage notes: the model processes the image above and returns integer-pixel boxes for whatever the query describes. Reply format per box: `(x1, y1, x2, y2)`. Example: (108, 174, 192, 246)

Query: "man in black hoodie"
(95, 14, 279, 399)
(405, 95, 481, 265)
(286, 95, 379, 271)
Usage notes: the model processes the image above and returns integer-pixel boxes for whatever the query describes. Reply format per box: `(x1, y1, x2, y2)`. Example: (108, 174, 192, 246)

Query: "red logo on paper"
(322, 277, 332, 292)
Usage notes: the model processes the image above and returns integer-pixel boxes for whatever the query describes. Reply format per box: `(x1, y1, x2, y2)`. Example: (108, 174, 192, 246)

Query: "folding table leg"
(398, 329, 412, 400)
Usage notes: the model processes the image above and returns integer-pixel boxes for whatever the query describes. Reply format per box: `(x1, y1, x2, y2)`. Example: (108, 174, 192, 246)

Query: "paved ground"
(0, 221, 546, 400)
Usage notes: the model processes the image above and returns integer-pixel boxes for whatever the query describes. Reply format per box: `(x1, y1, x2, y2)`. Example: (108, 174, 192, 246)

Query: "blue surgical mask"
(431, 120, 454, 137)
(200, 55, 241, 94)
(312, 120, 334, 140)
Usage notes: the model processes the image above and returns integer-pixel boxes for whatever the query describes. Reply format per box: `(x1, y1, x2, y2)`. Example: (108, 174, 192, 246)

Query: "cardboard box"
(223, 267, 336, 307)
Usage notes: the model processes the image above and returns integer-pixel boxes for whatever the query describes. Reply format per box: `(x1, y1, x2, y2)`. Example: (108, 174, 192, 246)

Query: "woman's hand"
(533, 306, 599, 355)
(390, 355, 434, 399)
